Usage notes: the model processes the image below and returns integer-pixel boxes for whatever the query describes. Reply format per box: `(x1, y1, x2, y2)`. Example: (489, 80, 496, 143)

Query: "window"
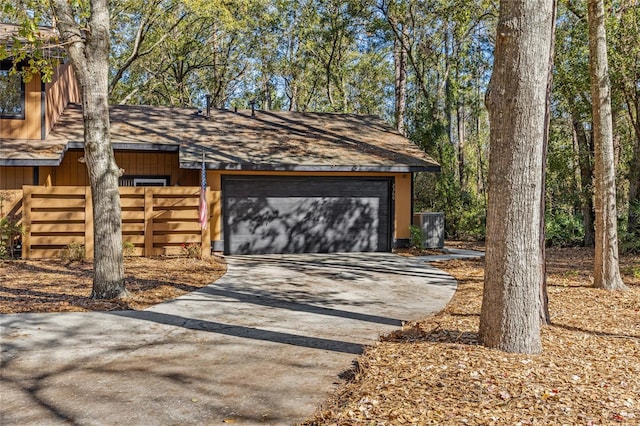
(133, 178, 168, 187)
(0, 65, 25, 119)
(119, 176, 169, 187)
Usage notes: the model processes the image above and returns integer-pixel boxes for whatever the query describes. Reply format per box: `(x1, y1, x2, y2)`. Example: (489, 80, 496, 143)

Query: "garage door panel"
(223, 177, 391, 254)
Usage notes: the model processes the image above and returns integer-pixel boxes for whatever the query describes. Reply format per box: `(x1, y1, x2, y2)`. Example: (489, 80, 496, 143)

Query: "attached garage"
(3, 102, 441, 258)
(223, 176, 392, 255)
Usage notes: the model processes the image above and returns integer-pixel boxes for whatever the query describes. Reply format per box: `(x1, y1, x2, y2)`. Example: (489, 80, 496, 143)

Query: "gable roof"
(1, 104, 439, 172)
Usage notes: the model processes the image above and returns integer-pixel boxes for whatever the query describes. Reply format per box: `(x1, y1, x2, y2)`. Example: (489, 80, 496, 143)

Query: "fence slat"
(85, 186, 94, 260)
(144, 188, 153, 257)
(22, 186, 32, 259)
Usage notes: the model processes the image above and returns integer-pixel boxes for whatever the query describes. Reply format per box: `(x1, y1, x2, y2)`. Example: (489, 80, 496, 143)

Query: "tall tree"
(4, 1, 126, 298)
(479, 0, 555, 353)
(586, 0, 627, 290)
(52, 0, 126, 298)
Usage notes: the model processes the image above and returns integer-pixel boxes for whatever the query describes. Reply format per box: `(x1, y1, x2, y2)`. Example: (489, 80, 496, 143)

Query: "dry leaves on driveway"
(306, 248, 640, 425)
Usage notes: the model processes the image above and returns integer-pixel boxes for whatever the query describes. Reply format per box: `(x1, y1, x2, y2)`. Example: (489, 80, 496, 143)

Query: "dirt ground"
(305, 246, 640, 425)
(0, 255, 226, 313)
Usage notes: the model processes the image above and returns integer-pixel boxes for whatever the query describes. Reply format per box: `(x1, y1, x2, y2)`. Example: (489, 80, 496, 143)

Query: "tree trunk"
(627, 99, 640, 234)
(587, 0, 627, 290)
(479, 0, 555, 354)
(457, 103, 466, 189)
(572, 116, 596, 246)
(393, 26, 407, 135)
(53, 0, 127, 299)
(539, 0, 557, 326)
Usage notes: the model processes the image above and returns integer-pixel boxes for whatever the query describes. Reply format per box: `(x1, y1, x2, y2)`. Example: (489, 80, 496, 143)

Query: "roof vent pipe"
(250, 99, 256, 117)
(205, 94, 211, 118)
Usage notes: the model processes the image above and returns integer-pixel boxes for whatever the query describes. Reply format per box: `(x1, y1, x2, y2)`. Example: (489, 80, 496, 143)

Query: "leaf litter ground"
(305, 246, 640, 425)
(0, 256, 226, 313)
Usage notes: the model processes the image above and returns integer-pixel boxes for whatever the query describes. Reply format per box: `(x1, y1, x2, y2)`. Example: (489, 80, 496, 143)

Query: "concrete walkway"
(0, 252, 479, 425)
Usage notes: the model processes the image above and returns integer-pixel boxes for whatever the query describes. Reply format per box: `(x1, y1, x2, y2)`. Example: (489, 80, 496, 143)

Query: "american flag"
(198, 152, 208, 230)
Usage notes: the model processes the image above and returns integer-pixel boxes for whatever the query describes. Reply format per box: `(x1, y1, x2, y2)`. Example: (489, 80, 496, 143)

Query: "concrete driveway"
(1, 253, 457, 425)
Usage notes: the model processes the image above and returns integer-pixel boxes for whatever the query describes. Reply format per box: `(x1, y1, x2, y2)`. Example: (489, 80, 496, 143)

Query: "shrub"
(181, 242, 202, 259)
(545, 211, 584, 247)
(60, 243, 86, 262)
(122, 240, 135, 257)
(0, 216, 24, 259)
(620, 200, 640, 254)
(409, 225, 424, 250)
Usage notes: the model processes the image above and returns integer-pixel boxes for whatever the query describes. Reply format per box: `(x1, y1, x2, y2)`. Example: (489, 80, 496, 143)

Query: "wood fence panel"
(20, 185, 213, 259)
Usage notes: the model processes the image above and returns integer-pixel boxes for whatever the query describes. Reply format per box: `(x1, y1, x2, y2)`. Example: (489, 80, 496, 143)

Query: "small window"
(0, 65, 25, 119)
(133, 178, 167, 187)
(119, 176, 169, 187)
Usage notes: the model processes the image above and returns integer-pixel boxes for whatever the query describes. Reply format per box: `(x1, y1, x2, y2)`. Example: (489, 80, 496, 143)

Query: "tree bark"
(393, 25, 408, 135)
(539, 0, 557, 326)
(626, 96, 640, 234)
(572, 116, 596, 246)
(53, 0, 127, 299)
(479, 0, 555, 354)
(587, 0, 627, 290)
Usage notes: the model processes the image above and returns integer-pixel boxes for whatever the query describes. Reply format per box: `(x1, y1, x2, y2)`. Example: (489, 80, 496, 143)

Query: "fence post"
(144, 187, 154, 257)
(85, 186, 94, 259)
(22, 186, 32, 259)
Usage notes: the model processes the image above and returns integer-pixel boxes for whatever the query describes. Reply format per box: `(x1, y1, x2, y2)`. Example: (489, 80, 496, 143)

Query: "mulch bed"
(305, 247, 640, 425)
(0, 256, 226, 313)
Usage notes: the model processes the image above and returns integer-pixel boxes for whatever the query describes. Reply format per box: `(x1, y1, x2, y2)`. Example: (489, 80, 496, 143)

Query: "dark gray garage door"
(222, 176, 392, 255)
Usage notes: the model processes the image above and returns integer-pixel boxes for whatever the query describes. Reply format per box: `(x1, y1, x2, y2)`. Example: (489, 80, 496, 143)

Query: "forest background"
(5, 0, 639, 250)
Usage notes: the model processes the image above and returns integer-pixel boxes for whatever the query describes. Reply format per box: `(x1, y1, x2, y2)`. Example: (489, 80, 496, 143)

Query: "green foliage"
(60, 243, 86, 262)
(0, 216, 24, 259)
(409, 225, 424, 250)
(621, 265, 640, 279)
(619, 200, 640, 254)
(181, 242, 202, 259)
(122, 240, 135, 257)
(545, 211, 584, 248)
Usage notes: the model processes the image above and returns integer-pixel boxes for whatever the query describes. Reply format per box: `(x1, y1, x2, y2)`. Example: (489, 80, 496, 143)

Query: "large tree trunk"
(587, 0, 627, 290)
(479, 0, 555, 354)
(53, 0, 127, 299)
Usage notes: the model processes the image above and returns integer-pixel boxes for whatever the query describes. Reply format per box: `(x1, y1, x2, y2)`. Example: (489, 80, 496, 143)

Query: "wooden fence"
(19, 185, 215, 259)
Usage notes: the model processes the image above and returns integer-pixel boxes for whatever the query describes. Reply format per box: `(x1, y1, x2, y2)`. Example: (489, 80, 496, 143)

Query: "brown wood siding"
(0, 77, 41, 139)
(44, 62, 80, 137)
(53, 150, 89, 186)
(0, 166, 34, 189)
(52, 150, 192, 186)
(115, 151, 179, 182)
(3, 151, 194, 188)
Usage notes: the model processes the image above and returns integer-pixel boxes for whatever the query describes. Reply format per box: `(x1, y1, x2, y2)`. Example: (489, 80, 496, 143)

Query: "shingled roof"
(1, 104, 439, 172)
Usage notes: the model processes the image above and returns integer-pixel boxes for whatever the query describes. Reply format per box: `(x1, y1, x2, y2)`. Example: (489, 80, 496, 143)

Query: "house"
(1, 26, 439, 257)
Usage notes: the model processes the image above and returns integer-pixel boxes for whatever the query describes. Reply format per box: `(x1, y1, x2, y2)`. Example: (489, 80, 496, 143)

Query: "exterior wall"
(0, 62, 79, 141)
(44, 62, 80, 138)
(0, 166, 34, 190)
(52, 150, 197, 186)
(0, 76, 41, 139)
(207, 170, 413, 247)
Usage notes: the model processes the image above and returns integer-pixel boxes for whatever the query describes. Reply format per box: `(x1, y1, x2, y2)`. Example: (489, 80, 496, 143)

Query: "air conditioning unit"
(413, 212, 445, 249)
